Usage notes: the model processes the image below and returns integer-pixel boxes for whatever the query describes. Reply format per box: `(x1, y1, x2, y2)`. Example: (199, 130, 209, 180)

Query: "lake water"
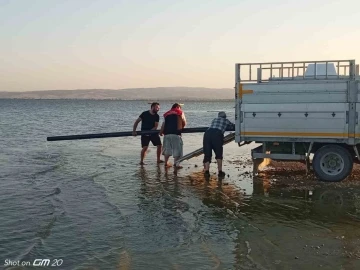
(1, 99, 360, 270)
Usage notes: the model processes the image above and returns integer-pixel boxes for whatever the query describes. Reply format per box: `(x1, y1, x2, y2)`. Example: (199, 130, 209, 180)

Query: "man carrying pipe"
(159, 103, 186, 168)
(203, 111, 235, 177)
(132, 102, 163, 165)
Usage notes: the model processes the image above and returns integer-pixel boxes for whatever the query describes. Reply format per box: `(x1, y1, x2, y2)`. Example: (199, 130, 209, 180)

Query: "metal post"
(325, 61, 328, 79)
(235, 64, 240, 100)
(292, 142, 295, 154)
(303, 62, 305, 78)
(235, 64, 241, 143)
(249, 64, 252, 81)
(257, 66, 262, 83)
(348, 60, 357, 145)
(349, 60, 355, 79)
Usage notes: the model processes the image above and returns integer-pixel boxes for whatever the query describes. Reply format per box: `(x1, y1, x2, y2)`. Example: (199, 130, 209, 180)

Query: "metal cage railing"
(235, 60, 358, 83)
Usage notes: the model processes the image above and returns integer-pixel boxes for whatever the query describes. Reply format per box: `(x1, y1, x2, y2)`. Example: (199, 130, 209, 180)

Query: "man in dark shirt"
(203, 111, 235, 177)
(160, 103, 186, 168)
(133, 102, 163, 165)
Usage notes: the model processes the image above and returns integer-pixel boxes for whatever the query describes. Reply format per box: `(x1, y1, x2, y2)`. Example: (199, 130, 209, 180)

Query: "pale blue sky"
(1, 0, 359, 91)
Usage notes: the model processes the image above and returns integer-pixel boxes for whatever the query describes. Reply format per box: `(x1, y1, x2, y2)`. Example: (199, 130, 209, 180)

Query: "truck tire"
(313, 145, 353, 182)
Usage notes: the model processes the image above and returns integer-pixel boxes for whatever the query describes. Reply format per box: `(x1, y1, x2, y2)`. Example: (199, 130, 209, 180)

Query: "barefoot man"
(159, 103, 186, 168)
(133, 102, 163, 165)
(203, 111, 235, 177)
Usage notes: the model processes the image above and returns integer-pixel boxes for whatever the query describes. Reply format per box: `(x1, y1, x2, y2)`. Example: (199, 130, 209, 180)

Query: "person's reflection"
(137, 166, 162, 200)
(164, 166, 171, 181)
(138, 166, 148, 181)
(138, 165, 185, 214)
(135, 166, 189, 255)
(198, 174, 231, 210)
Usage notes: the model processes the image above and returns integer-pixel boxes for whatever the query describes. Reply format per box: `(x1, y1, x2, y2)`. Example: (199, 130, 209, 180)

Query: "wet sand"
(170, 141, 360, 270)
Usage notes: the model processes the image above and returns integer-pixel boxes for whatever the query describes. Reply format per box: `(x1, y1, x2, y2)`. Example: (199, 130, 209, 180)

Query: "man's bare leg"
(140, 146, 148, 165)
(174, 157, 183, 169)
(216, 159, 223, 172)
(204, 162, 210, 171)
(217, 159, 225, 177)
(203, 161, 210, 177)
(164, 154, 172, 167)
(157, 145, 163, 163)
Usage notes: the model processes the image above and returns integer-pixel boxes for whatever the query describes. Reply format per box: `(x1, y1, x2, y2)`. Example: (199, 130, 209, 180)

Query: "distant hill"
(0, 87, 234, 100)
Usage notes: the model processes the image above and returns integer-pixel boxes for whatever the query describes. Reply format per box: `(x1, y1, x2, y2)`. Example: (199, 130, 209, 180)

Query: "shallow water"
(1, 99, 360, 270)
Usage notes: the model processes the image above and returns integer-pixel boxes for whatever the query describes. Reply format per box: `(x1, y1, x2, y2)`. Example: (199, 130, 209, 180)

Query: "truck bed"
(235, 60, 360, 145)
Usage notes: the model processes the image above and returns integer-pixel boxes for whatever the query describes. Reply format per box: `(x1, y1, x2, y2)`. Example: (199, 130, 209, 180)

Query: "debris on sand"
(245, 241, 251, 254)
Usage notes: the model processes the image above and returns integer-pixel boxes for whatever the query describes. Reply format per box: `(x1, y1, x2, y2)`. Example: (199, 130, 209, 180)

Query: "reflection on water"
(134, 164, 360, 270)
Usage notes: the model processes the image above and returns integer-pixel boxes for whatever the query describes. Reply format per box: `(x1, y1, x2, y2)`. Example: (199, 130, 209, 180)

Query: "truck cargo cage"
(236, 60, 359, 83)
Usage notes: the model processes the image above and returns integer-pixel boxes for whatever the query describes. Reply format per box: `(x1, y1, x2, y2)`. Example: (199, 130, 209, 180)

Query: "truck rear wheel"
(313, 145, 353, 182)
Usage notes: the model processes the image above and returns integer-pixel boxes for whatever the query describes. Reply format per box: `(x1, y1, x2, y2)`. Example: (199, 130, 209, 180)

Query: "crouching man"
(203, 111, 235, 177)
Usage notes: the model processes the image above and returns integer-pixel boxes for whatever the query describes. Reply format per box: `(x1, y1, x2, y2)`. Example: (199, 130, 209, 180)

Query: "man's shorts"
(141, 134, 162, 148)
(203, 128, 224, 163)
(162, 134, 183, 158)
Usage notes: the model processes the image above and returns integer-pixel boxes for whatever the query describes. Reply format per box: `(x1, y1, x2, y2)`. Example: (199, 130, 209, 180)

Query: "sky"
(1, 0, 359, 92)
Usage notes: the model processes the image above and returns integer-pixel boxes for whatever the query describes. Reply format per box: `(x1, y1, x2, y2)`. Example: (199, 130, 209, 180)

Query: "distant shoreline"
(0, 98, 234, 102)
(0, 87, 234, 100)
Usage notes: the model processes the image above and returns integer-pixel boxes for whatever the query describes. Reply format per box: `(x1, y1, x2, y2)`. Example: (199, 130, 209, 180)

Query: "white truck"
(235, 59, 360, 182)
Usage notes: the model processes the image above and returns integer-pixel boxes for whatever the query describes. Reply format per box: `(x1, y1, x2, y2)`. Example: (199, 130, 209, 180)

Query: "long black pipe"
(47, 127, 236, 141)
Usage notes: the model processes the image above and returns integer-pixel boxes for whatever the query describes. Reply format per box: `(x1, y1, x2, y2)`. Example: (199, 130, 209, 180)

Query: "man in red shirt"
(160, 103, 186, 168)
